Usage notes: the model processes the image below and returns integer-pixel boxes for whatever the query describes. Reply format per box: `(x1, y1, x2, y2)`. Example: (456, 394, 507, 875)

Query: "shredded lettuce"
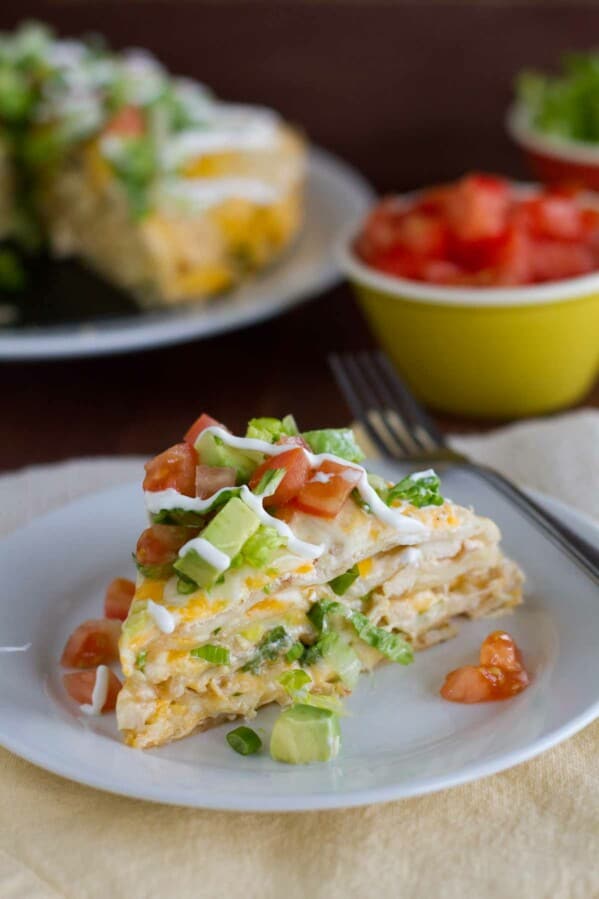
(385, 471, 443, 509)
(517, 53, 599, 143)
(190, 644, 230, 665)
(252, 468, 285, 498)
(231, 525, 287, 570)
(245, 415, 299, 443)
(302, 428, 365, 463)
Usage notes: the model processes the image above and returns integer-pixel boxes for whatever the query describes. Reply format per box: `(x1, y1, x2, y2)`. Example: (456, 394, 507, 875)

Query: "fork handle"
(467, 464, 599, 583)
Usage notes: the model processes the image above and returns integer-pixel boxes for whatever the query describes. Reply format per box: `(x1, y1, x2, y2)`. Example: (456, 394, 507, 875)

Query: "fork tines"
(328, 351, 444, 460)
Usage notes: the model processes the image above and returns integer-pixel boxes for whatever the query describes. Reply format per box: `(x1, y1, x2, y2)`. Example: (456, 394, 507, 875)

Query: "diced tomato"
(184, 413, 222, 446)
(63, 668, 122, 712)
(396, 213, 449, 258)
(354, 197, 405, 262)
(60, 619, 121, 669)
(440, 630, 529, 703)
(195, 463, 236, 499)
(104, 578, 136, 621)
(521, 195, 584, 242)
(292, 460, 362, 519)
(103, 105, 145, 137)
(529, 240, 594, 283)
(446, 174, 510, 242)
(419, 259, 463, 285)
(479, 630, 523, 671)
(492, 225, 532, 286)
(136, 525, 194, 567)
(440, 665, 502, 703)
(143, 443, 197, 497)
(249, 448, 310, 508)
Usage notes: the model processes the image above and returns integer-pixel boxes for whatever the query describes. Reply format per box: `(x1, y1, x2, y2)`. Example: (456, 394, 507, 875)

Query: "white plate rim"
(0, 146, 374, 361)
(0, 485, 597, 812)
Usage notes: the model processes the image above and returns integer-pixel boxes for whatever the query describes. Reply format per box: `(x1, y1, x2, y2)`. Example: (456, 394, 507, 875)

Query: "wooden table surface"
(1, 1, 598, 473)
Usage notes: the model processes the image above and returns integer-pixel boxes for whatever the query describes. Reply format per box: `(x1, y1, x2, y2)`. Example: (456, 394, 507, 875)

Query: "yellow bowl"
(338, 229, 599, 419)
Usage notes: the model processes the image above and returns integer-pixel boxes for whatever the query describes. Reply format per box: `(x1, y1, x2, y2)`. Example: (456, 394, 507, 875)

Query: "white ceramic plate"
(1, 463, 598, 811)
(0, 147, 373, 360)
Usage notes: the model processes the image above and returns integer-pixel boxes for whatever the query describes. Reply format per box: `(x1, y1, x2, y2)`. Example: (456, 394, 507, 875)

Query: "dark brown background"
(1, 1, 598, 472)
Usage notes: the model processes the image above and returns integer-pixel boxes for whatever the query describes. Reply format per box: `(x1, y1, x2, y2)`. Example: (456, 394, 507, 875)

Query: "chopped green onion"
(242, 625, 292, 672)
(135, 650, 147, 672)
(190, 644, 230, 665)
(285, 642, 304, 663)
(328, 565, 359, 596)
(278, 669, 311, 694)
(307, 599, 413, 665)
(226, 726, 262, 756)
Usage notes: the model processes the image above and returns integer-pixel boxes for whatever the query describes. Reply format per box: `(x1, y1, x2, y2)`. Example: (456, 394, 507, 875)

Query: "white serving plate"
(0, 147, 373, 360)
(0, 462, 597, 811)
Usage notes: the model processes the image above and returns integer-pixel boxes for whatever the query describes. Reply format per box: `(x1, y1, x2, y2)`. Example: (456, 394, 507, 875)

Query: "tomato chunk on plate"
(440, 630, 529, 703)
(184, 413, 222, 446)
(249, 447, 310, 508)
(60, 619, 121, 668)
(136, 525, 193, 567)
(143, 442, 197, 496)
(63, 668, 122, 712)
(104, 577, 136, 621)
(292, 460, 362, 519)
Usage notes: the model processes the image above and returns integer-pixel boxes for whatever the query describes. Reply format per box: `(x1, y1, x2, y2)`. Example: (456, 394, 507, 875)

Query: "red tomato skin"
(63, 668, 122, 711)
(136, 525, 194, 567)
(143, 443, 197, 497)
(103, 106, 145, 137)
(446, 174, 510, 242)
(293, 460, 362, 519)
(396, 213, 449, 258)
(60, 619, 121, 669)
(479, 630, 524, 671)
(520, 195, 584, 242)
(440, 665, 501, 703)
(249, 448, 310, 507)
(529, 240, 594, 283)
(104, 578, 136, 620)
(441, 631, 529, 703)
(184, 413, 221, 446)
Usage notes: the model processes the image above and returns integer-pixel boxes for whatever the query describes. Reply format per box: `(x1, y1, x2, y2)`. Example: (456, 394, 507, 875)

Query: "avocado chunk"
(195, 432, 260, 484)
(174, 497, 260, 587)
(270, 704, 341, 764)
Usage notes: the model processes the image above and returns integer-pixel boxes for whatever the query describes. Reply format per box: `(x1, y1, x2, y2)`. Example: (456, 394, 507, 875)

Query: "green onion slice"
(226, 726, 262, 756)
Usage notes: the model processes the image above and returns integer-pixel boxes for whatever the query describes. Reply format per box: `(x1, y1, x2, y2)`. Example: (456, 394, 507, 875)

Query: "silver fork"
(329, 350, 599, 585)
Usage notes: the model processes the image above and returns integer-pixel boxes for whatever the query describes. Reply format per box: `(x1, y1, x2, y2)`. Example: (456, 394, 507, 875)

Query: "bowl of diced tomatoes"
(339, 173, 599, 418)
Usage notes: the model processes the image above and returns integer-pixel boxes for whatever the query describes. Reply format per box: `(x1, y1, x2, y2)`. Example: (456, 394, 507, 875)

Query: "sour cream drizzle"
(179, 536, 230, 572)
(147, 599, 176, 633)
(146, 426, 429, 571)
(80, 664, 109, 716)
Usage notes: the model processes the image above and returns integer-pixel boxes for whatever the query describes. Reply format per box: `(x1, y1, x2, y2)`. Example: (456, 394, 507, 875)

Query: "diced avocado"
(195, 432, 259, 484)
(122, 604, 150, 640)
(175, 497, 260, 587)
(201, 497, 260, 558)
(318, 632, 362, 689)
(174, 549, 219, 588)
(270, 704, 341, 764)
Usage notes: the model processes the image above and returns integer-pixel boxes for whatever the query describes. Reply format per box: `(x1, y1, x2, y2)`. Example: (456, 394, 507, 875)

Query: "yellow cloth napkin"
(1, 411, 598, 899)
